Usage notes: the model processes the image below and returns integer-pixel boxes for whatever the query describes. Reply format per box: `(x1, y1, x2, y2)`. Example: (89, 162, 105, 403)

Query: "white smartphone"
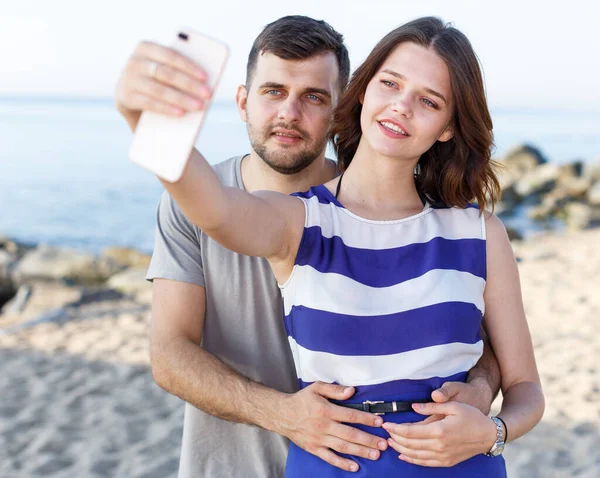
(129, 29, 229, 182)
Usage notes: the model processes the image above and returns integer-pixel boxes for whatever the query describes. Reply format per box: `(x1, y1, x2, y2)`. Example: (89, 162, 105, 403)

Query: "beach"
(0, 226, 598, 477)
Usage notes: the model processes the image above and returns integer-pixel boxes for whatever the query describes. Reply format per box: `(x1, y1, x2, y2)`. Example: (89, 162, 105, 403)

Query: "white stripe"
(289, 338, 483, 386)
(282, 267, 485, 316)
(302, 195, 483, 250)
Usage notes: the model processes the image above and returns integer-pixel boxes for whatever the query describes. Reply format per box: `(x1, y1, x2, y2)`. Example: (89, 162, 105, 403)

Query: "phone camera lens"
(178, 32, 189, 41)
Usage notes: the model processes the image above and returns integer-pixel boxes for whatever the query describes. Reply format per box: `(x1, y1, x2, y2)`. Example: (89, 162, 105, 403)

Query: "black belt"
(338, 399, 430, 415)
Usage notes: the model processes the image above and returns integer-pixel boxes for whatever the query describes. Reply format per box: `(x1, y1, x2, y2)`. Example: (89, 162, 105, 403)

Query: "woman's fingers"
(134, 75, 205, 113)
(116, 40, 212, 118)
(135, 41, 207, 81)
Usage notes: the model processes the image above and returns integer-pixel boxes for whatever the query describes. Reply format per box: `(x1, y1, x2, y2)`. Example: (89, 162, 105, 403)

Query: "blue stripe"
(297, 230, 486, 287)
(291, 185, 344, 207)
(285, 302, 482, 356)
(299, 371, 468, 402)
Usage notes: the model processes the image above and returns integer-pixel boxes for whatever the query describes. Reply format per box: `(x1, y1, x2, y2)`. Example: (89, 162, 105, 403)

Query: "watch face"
(490, 443, 505, 457)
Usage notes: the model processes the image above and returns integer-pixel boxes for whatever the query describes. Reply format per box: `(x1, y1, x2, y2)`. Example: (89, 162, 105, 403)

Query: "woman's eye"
(381, 80, 397, 88)
(421, 98, 438, 109)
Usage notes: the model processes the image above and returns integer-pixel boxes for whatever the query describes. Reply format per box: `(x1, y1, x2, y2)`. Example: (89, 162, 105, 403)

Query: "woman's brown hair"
(331, 16, 500, 211)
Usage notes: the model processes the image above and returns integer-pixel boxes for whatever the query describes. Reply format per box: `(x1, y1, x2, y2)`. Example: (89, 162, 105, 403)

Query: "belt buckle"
(363, 400, 384, 415)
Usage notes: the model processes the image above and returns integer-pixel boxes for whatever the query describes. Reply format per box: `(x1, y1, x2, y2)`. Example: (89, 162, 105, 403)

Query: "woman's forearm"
(160, 148, 232, 232)
(160, 149, 303, 262)
(497, 381, 545, 443)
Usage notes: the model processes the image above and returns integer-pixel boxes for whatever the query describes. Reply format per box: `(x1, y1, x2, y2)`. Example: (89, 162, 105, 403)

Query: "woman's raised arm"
(161, 149, 305, 267)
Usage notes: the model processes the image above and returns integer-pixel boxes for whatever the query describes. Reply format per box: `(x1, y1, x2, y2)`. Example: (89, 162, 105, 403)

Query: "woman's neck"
(336, 140, 424, 220)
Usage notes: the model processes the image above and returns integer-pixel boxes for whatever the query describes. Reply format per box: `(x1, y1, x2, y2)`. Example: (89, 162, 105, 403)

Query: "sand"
(1, 229, 599, 477)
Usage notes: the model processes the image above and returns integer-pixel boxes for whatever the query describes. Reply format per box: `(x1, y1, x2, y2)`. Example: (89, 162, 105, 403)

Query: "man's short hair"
(246, 15, 350, 93)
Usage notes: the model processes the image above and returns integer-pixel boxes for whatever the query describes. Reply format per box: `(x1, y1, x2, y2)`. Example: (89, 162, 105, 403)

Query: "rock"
(0, 236, 19, 255)
(102, 247, 151, 269)
(541, 190, 570, 214)
(588, 181, 600, 206)
(506, 227, 524, 241)
(528, 203, 555, 221)
(497, 145, 549, 209)
(499, 184, 521, 211)
(514, 163, 560, 198)
(107, 267, 151, 295)
(583, 161, 600, 182)
(0, 281, 81, 327)
(0, 235, 35, 260)
(558, 161, 584, 180)
(564, 202, 592, 231)
(0, 250, 17, 308)
(559, 177, 592, 198)
(12, 245, 123, 285)
(0, 250, 16, 286)
(501, 144, 548, 173)
(0, 284, 32, 315)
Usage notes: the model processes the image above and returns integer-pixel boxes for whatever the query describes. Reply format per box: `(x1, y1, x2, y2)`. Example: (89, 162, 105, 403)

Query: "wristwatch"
(486, 416, 505, 457)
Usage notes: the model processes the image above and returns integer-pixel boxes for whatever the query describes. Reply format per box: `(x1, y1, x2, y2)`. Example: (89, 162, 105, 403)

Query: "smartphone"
(129, 29, 229, 182)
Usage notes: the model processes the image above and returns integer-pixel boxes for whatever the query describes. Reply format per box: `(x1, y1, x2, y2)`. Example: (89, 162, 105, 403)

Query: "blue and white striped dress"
(281, 185, 506, 477)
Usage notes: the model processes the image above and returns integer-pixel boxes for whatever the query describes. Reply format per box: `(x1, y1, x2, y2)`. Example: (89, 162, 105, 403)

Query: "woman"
(159, 16, 544, 477)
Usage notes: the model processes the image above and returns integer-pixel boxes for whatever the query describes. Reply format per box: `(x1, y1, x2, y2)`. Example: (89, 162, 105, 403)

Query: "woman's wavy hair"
(331, 16, 500, 210)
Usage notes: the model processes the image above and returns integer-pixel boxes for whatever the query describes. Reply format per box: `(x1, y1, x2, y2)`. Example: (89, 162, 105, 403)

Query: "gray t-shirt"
(146, 155, 298, 478)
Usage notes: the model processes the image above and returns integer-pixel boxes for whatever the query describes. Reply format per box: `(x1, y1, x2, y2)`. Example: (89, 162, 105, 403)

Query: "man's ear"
(236, 85, 248, 122)
(438, 124, 454, 143)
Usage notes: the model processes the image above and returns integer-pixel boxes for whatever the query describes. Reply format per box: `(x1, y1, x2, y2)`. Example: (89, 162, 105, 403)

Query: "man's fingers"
(328, 422, 388, 451)
(311, 382, 355, 400)
(431, 381, 462, 403)
(314, 447, 359, 473)
(324, 435, 381, 461)
(135, 41, 207, 81)
(328, 403, 383, 428)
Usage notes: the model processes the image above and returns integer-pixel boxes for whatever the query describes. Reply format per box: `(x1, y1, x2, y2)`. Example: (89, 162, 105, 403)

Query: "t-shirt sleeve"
(146, 191, 205, 287)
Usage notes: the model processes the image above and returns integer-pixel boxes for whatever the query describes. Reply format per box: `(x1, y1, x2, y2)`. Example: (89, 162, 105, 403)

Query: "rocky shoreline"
(1, 144, 599, 477)
(496, 144, 600, 237)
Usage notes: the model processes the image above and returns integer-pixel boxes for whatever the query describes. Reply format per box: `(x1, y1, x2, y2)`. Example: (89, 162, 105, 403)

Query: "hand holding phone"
(129, 29, 229, 182)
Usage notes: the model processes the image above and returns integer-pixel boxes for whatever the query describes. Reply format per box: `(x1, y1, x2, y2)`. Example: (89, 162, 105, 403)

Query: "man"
(115, 15, 501, 477)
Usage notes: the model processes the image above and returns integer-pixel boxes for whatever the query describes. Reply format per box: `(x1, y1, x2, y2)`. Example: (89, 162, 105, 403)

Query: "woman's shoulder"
(292, 182, 342, 207)
(482, 211, 510, 242)
(431, 202, 484, 221)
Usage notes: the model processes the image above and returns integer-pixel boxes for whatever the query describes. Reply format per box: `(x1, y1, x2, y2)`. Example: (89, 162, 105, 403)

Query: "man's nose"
(278, 97, 302, 123)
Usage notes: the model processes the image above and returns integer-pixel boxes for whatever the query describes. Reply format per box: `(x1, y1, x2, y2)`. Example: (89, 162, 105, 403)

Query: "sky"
(2, 0, 599, 111)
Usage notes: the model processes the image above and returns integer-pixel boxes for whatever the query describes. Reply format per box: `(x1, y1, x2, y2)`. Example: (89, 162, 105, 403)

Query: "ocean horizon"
(1, 96, 599, 255)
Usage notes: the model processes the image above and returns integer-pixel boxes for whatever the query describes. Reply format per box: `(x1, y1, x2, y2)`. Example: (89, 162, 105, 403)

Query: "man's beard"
(247, 121, 328, 175)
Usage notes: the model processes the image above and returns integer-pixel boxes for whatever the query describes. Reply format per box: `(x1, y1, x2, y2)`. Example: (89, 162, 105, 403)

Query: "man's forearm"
(152, 336, 286, 432)
(467, 337, 502, 404)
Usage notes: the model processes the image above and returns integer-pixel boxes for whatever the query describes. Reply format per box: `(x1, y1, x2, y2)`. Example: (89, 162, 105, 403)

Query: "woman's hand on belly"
(382, 402, 497, 467)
